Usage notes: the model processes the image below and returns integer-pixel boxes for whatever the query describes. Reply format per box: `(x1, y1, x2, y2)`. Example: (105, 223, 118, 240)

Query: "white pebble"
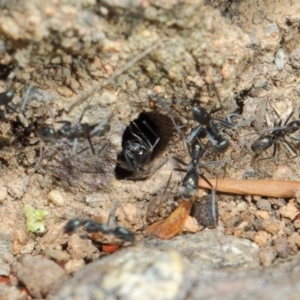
(64, 259, 85, 274)
(48, 190, 64, 206)
(275, 48, 285, 70)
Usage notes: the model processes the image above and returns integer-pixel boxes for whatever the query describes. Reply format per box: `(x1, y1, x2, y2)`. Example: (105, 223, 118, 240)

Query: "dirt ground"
(1, 0, 300, 299)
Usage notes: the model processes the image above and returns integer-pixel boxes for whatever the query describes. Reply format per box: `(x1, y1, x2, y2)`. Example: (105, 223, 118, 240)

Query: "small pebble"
(284, 224, 295, 236)
(2, 252, 14, 264)
(21, 240, 35, 254)
(256, 210, 270, 219)
(184, 216, 201, 233)
(274, 237, 291, 258)
(290, 47, 300, 68)
(0, 263, 10, 276)
(50, 56, 61, 64)
(294, 218, 300, 229)
(64, 259, 85, 274)
(265, 22, 279, 37)
(279, 200, 299, 220)
(67, 234, 98, 260)
(48, 190, 64, 206)
(256, 199, 271, 211)
(57, 86, 73, 98)
(116, 203, 138, 223)
(236, 201, 248, 212)
(253, 231, 271, 247)
(259, 247, 276, 267)
(261, 219, 279, 234)
(287, 232, 300, 252)
(295, 188, 300, 206)
(275, 48, 285, 70)
(44, 249, 70, 263)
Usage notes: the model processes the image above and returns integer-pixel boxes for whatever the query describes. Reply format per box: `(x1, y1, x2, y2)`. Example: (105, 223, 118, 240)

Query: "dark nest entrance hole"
(114, 111, 173, 180)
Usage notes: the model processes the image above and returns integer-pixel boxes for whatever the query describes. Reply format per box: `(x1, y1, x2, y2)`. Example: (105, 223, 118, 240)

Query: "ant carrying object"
(64, 199, 135, 243)
(250, 110, 300, 160)
(170, 113, 224, 228)
(64, 218, 135, 243)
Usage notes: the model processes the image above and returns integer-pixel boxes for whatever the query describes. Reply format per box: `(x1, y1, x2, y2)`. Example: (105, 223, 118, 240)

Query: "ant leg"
(146, 172, 173, 222)
(213, 117, 235, 129)
(199, 173, 214, 189)
(270, 103, 294, 127)
(89, 121, 111, 136)
(287, 135, 300, 142)
(20, 86, 33, 112)
(131, 121, 160, 150)
(255, 142, 277, 163)
(283, 139, 298, 159)
(78, 105, 91, 123)
(208, 189, 218, 228)
(142, 120, 160, 145)
(84, 128, 95, 155)
(72, 137, 79, 155)
(169, 114, 190, 154)
(209, 82, 223, 115)
(107, 199, 119, 230)
(173, 156, 188, 167)
(129, 123, 149, 149)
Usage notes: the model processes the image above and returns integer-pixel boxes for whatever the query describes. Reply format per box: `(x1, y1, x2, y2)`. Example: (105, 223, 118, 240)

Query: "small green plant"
(24, 204, 48, 233)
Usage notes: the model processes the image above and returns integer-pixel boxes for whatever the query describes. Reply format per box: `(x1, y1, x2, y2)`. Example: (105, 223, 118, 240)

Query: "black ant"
(0, 89, 17, 114)
(36, 108, 111, 155)
(115, 113, 163, 180)
(171, 115, 223, 227)
(64, 199, 135, 243)
(191, 83, 235, 152)
(64, 218, 135, 243)
(0, 64, 14, 80)
(250, 111, 300, 160)
(122, 121, 160, 171)
(174, 137, 222, 200)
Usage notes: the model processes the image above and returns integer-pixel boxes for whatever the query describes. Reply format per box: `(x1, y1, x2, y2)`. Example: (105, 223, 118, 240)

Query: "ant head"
(0, 89, 14, 106)
(288, 120, 300, 134)
(36, 125, 56, 143)
(64, 218, 81, 235)
(192, 106, 211, 125)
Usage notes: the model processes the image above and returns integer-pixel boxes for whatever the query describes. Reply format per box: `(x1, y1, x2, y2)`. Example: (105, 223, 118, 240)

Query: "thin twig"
(66, 39, 164, 112)
(198, 178, 300, 198)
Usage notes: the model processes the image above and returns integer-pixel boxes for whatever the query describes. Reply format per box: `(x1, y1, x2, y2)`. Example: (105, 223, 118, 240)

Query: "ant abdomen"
(250, 135, 273, 154)
(192, 106, 211, 125)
